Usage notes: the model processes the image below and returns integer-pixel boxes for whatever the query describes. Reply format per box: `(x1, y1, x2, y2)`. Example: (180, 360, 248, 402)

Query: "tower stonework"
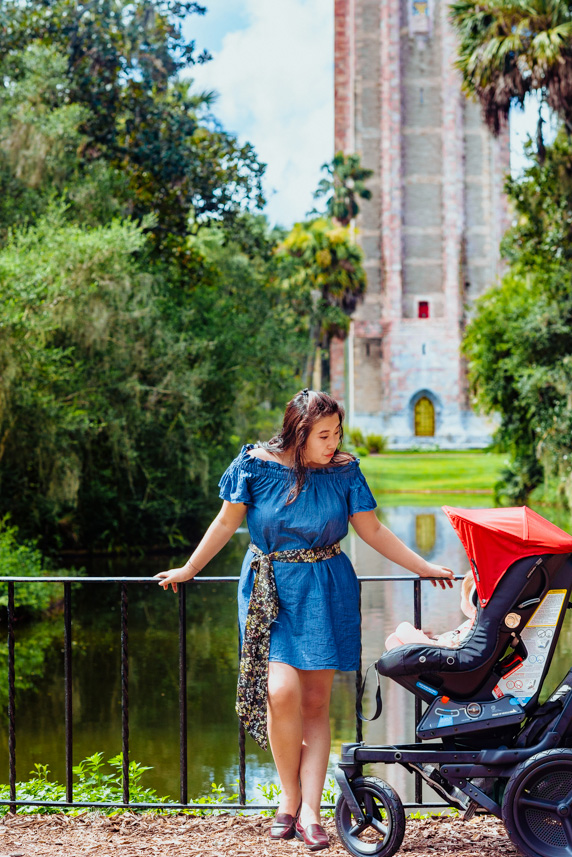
(333, 0, 510, 448)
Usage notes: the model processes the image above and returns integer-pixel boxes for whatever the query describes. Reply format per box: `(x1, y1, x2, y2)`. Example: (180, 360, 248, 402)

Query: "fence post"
(8, 582, 16, 814)
(120, 582, 129, 804)
(355, 580, 364, 743)
(64, 582, 73, 802)
(179, 582, 188, 805)
(413, 577, 422, 805)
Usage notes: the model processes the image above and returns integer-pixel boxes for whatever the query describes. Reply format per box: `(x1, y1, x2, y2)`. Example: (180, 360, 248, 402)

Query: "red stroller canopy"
(442, 506, 572, 606)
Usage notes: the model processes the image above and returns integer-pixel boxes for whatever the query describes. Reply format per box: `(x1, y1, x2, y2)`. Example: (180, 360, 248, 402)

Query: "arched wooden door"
(414, 396, 435, 436)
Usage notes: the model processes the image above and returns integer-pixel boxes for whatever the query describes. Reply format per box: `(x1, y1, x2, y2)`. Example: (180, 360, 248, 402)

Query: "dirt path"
(0, 812, 522, 857)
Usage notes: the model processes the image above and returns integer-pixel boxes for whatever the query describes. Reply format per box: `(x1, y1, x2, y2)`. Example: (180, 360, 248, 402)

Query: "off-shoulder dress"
(218, 444, 377, 671)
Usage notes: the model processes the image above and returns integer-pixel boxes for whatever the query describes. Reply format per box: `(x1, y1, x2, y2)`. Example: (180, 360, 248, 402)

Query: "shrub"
(0, 518, 70, 616)
(348, 428, 365, 447)
(365, 433, 387, 454)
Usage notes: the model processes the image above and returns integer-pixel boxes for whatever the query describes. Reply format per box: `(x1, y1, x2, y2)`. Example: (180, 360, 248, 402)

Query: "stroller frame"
(334, 508, 572, 857)
(336, 693, 572, 814)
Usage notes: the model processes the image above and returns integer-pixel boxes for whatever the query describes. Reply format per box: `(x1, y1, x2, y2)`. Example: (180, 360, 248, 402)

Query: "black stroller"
(334, 506, 572, 857)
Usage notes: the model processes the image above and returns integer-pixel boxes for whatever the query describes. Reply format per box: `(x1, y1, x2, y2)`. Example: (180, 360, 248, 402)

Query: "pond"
(2, 499, 572, 807)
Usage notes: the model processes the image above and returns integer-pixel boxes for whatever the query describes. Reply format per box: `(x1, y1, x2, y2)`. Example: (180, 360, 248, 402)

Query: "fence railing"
(2, 573, 460, 813)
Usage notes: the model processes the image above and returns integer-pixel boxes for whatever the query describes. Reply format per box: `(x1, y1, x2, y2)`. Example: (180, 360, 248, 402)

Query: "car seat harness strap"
(356, 662, 382, 722)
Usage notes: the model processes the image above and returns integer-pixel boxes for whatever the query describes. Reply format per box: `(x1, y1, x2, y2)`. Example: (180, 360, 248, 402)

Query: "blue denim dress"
(219, 445, 377, 671)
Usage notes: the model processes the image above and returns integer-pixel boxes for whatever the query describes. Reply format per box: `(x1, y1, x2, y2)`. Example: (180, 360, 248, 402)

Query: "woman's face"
(303, 414, 342, 467)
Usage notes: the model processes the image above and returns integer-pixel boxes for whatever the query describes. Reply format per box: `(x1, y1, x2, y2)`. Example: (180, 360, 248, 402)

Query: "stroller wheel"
(335, 776, 405, 857)
(503, 748, 572, 857)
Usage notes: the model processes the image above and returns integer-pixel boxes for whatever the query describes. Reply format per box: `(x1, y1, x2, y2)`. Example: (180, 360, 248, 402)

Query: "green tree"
(313, 152, 373, 226)
(463, 131, 572, 505)
(0, 2, 311, 551)
(450, 0, 572, 135)
(0, 2, 265, 243)
(0, 209, 306, 548)
(275, 218, 366, 389)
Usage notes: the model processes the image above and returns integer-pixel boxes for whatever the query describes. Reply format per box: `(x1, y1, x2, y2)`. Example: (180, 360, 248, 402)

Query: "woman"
(156, 390, 453, 851)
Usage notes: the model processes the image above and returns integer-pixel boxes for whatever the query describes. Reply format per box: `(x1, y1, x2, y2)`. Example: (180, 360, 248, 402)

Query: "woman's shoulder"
(246, 446, 358, 472)
(231, 444, 362, 476)
(234, 443, 291, 476)
(246, 445, 285, 464)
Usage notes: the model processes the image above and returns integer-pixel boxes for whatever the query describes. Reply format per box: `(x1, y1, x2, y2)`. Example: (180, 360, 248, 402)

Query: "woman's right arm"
(154, 500, 248, 593)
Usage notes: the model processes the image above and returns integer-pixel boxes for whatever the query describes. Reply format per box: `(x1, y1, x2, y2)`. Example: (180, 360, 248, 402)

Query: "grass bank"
(360, 450, 505, 507)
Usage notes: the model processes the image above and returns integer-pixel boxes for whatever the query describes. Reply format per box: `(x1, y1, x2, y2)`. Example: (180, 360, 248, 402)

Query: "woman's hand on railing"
(416, 562, 455, 589)
(154, 565, 197, 594)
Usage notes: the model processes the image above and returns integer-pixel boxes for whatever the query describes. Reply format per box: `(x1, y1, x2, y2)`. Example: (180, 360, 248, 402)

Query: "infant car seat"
(335, 506, 572, 857)
(376, 507, 572, 742)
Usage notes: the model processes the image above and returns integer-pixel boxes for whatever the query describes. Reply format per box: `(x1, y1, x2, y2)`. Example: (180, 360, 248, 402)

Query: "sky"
(185, 0, 333, 228)
(184, 3, 549, 229)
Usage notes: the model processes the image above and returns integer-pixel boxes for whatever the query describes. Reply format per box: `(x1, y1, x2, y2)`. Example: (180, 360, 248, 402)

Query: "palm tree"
(450, 0, 572, 136)
(313, 152, 373, 226)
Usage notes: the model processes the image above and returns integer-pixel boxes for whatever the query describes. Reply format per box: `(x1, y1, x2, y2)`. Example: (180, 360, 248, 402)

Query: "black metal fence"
(2, 574, 456, 814)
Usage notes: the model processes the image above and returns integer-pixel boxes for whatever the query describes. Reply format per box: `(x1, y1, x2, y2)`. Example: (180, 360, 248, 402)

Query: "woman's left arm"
(350, 510, 454, 589)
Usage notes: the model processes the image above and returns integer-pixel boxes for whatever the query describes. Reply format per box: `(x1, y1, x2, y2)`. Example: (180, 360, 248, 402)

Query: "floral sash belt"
(236, 541, 342, 750)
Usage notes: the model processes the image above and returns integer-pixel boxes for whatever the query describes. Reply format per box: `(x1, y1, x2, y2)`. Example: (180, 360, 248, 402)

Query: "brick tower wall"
(333, 0, 509, 448)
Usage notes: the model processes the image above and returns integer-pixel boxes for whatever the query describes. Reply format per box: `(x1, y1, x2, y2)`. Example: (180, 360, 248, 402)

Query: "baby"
(385, 571, 476, 650)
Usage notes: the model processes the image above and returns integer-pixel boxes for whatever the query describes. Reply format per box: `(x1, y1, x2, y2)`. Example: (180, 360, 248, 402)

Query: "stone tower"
(332, 0, 510, 448)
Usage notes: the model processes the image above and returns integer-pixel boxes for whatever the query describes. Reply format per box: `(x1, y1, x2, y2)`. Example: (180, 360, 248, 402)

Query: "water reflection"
(2, 504, 572, 808)
(415, 514, 436, 554)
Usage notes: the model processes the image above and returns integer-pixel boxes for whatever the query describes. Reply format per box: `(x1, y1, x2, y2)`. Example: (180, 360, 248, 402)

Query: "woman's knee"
(300, 675, 333, 719)
(267, 664, 301, 714)
(301, 693, 329, 720)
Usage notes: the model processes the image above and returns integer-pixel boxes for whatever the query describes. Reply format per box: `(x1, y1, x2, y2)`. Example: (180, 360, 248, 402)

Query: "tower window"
(414, 396, 435, 436)
(418, 301, 429, 318)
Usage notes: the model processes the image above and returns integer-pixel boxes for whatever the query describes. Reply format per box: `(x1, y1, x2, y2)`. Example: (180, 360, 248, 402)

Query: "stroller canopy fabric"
(442, 506, 572, 606)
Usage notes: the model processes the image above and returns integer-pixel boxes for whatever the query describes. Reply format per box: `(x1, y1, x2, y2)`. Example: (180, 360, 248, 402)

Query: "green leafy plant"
(191, 781, 240, 816)
(321, 776, 339, 818)
(365, 434, 387, 454)
(256, 778, 339, 818)
(348, 428, 365, 447)
(0, 753, 168, 816)
(0, 517, 73, 615)
(256, 781, 282, 817)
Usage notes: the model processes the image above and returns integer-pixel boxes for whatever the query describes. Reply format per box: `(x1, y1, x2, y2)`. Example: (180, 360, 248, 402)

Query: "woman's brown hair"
(263, 389, 351, 502)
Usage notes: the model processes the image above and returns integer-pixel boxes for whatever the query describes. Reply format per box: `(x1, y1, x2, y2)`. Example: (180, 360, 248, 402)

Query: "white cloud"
(190, 0, 334, 227)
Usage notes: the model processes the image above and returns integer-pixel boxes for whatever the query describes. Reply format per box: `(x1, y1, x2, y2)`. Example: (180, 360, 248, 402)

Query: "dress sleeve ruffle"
(218, 449, 253, 504)
(349, 465, 377, 515)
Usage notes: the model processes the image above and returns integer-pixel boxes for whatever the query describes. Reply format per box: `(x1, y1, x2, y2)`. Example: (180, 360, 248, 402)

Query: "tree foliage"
(450, 0, 572, 135)
(275, 217, 367, 387)
(463, 131, 572, 504)
(0, 209, 305, 548)
(0, 3, 313, 550)
(313, 152, 373, 226)
(0, 1, 265, 242)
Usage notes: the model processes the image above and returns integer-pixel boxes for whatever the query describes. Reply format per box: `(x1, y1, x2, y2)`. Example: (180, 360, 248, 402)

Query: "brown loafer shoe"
(269, 812, 297, 840)
(269, 802, 301, 840)
(294, 820, 329, 851)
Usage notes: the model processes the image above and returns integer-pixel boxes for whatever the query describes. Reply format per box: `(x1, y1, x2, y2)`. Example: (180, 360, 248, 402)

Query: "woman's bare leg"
(267, 662, 303, 815)
(298, 669, 335, 826)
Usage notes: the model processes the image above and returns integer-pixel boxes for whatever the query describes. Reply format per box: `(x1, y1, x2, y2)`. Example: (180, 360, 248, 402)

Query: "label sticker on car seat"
(528, 590, 567, 627)
(496, 589, 566, 701)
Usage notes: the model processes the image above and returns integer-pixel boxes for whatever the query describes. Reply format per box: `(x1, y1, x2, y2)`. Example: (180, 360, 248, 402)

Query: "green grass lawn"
(360, 450, 506, 507)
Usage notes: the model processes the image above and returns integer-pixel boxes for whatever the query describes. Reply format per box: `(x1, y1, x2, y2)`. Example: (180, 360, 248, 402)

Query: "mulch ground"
(0, 812, 521, 857)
